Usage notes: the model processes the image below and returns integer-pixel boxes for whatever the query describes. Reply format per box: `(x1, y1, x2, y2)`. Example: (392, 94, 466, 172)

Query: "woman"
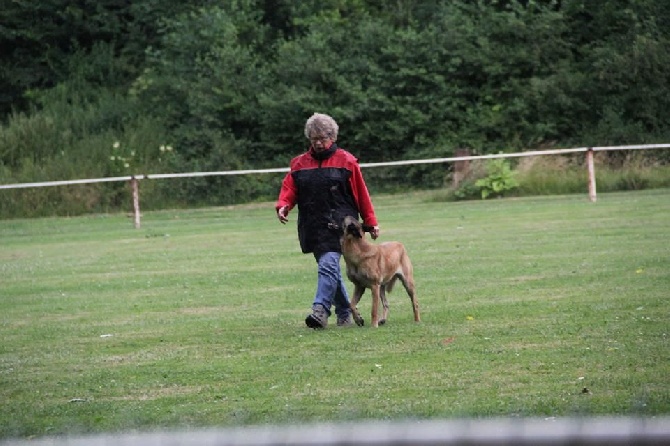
(276, 113, 380, 328)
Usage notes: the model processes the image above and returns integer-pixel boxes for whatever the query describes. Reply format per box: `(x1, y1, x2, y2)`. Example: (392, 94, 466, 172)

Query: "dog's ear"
(346, 222, 363, 238)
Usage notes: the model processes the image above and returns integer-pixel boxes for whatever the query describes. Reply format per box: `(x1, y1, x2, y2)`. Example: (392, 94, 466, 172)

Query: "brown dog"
(339, 215, 420, 328)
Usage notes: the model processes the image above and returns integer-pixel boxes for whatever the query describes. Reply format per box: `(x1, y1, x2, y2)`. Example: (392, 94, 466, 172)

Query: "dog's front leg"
(379, 285, 389, 326)
(370, 284, 382, 328)
(349, 284, 366, 326)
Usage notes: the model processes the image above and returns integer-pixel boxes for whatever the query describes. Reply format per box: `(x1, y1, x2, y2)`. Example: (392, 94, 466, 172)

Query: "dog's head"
(342, 215, 364, 239)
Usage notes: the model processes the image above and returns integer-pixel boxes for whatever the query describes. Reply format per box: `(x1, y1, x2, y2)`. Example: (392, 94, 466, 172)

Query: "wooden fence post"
(587, 148, 597, 202)
(130, 177, 141, 229)
(452, 148, 471, 188)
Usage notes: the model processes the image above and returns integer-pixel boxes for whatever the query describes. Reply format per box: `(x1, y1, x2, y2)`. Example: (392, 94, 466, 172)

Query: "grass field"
(1, 189, 669, 438)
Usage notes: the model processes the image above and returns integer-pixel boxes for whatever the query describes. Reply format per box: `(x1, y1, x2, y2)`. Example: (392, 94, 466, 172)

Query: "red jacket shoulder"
(333, 148, 358, 163)
(289, 151, 315, 171)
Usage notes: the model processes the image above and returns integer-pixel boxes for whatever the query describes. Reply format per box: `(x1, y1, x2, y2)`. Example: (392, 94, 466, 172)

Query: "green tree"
(0, 0, 211, 117)
(562, 0, 670, 144)
(130, 2, 274, 203)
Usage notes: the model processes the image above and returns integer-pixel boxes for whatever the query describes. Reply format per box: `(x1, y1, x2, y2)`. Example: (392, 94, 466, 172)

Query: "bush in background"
(474, 158, 519, 199)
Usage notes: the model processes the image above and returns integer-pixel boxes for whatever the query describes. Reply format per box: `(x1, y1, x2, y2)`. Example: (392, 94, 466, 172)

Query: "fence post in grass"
(130, 176, 141, 229)
(586, 148, 597, 202)
(452, 148, 471, 188)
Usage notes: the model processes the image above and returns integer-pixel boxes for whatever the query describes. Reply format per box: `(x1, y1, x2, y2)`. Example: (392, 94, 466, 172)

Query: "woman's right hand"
(277, 206, 289, 224)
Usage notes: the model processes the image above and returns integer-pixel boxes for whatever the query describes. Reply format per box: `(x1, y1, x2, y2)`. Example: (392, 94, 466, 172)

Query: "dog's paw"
(355, 317, 365, 327)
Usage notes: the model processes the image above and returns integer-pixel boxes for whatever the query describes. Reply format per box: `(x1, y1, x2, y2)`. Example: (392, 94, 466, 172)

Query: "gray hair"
(304, 113, 339, 141)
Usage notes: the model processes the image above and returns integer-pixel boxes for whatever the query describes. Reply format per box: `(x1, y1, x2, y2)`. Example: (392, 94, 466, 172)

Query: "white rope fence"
(3, 143, 669, 189)
(1, 143, 669, 228)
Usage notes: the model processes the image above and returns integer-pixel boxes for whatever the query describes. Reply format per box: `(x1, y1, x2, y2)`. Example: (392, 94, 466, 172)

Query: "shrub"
(475, 158, 519, 199)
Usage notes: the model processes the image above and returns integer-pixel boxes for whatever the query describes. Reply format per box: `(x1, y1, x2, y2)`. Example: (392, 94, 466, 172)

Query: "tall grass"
(515, 152, 670, 195)
(433, 151, 670, 202)
(0, 89, 171, 217)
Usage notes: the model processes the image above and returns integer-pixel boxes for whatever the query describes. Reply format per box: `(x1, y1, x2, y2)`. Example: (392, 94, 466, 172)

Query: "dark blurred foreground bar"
(2, 417, 669, 446)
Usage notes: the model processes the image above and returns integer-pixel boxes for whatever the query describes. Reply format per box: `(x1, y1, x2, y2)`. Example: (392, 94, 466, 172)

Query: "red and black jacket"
(276, 144, 377, 255)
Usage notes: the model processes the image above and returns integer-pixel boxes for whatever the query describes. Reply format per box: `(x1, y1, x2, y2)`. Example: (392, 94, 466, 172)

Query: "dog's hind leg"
(399, 266, 420, 323)
(408, 283, 420, 322)
(349, 283, 366, 326)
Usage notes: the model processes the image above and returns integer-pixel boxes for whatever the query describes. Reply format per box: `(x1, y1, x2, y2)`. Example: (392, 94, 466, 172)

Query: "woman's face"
(310, 135, 333, 152)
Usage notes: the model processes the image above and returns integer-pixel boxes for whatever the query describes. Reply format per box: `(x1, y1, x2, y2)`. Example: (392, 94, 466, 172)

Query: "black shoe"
(305, 304, 328, 329)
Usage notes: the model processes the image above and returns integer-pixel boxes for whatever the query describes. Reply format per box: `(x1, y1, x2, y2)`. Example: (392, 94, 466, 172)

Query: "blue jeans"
(313, 252, 351, 319)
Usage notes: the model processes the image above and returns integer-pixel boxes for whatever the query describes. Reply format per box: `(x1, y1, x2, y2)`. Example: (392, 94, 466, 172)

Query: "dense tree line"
(1, 0, 669, 214)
